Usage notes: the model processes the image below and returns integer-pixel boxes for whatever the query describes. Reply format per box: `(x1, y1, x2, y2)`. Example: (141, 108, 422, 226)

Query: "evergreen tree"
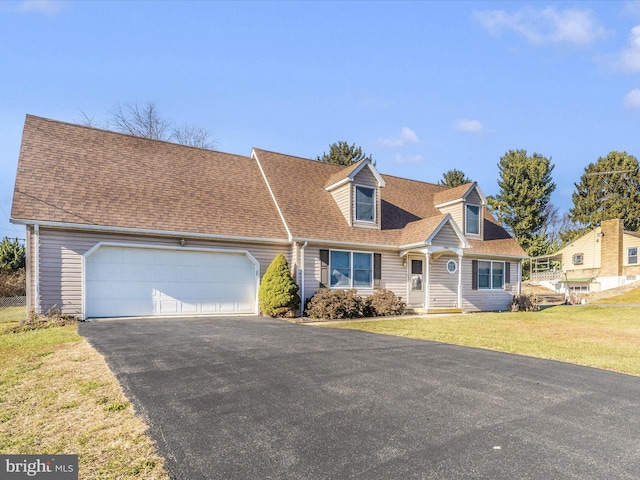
(0, 237, 25, 273)
(258, 254, 301, 317)
(491, 149, 556, 257)
(438, 169, 472, 187)
(316, 141, 374, 166)
(569, 151, 640, 232)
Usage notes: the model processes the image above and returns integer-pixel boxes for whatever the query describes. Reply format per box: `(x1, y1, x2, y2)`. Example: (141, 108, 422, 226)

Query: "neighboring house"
(531, 218, 640, 293)
(11, 115, 526, 319)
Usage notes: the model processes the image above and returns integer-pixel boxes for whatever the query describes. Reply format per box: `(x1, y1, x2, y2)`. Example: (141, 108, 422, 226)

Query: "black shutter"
(374, 253, 382, 288)
(472, 260, 478, 290)
(320, 250, 329, 288)
(505, 262, 511, 290)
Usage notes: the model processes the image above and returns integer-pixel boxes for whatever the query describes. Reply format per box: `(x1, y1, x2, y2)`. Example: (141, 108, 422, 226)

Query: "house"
(11, 115, 527, 319)
(531, 218, 640, 293)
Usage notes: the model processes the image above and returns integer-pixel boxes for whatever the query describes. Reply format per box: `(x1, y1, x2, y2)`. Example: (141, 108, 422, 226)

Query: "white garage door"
(85, 244, 258, 318)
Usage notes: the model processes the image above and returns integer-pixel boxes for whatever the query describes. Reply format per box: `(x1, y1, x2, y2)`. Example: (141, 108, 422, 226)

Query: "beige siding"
(352, 169, 381, 230)
(438, 204, 463, 232)
(429, 255, 459, 308)
(36, 228, 288, 317)
(559, 229, 601, 275)
(329, 184, 352, 225)
(622, 233, 640, 277)
(461, 257, 516, 312)
(431, 223, 462, 247)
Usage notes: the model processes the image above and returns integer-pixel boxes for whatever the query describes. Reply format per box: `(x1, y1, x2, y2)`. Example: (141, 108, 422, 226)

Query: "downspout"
(457, 253, 463, 309)
(425, 253, 430, 312)
(34, 224, 41, 315)
(300, 241, 308, 316)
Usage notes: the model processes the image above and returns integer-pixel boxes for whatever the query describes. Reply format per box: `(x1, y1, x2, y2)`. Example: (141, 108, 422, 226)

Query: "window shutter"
(374, 253, 382, 287)
(505, 262, 511, 290)
(319, 250, 329, 288)
(472, 260, 478, 290)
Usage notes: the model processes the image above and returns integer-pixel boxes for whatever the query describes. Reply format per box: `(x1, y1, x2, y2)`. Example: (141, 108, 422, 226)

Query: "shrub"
(305, 288, 365, 320)
(0, 269, 26, 297)
(364, 289, 406, 316)
(258, 254, 301, 317)
(510, 294, 539, 312)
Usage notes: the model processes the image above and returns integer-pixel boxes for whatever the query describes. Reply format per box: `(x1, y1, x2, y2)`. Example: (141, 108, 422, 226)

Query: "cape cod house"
(11, 115, 526, 319)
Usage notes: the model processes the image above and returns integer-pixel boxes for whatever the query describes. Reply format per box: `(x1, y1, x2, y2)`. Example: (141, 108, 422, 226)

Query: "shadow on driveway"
(80, 316, 640, 480)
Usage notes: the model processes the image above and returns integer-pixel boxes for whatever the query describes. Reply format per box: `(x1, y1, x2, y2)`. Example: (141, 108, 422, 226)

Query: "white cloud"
(473, 7, 609, 46)
(393, 154, 425, 165)
(614, 26, 640, 72)
(377, 127, 419, 148)
(454, 119, 483, 133)
(5, 0, 64, 15)
(624, 88, 640, 109)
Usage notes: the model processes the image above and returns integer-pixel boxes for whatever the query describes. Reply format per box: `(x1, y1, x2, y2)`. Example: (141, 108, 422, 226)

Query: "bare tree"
(79, 101, 216, 150)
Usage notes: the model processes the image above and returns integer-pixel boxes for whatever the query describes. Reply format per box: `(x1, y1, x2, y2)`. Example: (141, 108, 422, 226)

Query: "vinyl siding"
(330, 184, 352, 225)
(35, 228, 288, 317)
(352, 168, 381, 230)
(622, 233, 640, 276)
(559, 229, 601, 274)
(461, 258, 516, 312)
(429, 255, 459, 308)
(437, 204, 463, 232)
(432, 223, 463, 247)
(464, 189, 483, 239)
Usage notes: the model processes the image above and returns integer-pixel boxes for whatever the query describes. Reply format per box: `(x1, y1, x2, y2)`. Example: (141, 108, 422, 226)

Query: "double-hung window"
(629, 247, 638, 265)
(477, 260, 505, 290)
(330, 251, 373, 288)
(466, 205, 480, 235)
(355, 186, 375, 222)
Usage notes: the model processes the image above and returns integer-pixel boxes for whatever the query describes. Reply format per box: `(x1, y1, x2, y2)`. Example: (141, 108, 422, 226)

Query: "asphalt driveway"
(80, 316, 640, 479)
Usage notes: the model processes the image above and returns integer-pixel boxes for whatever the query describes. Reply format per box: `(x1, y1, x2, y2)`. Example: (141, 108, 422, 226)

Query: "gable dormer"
(434, 182, 486, 239)
(325, 159, 385, 230)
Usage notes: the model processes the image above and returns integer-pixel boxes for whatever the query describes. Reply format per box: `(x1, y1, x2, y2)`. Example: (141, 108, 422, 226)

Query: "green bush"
(0, 238, 25, 273)
(258, 254, 301, 317)
(305, 288, 365, 320)
(364, 289, 406, 316)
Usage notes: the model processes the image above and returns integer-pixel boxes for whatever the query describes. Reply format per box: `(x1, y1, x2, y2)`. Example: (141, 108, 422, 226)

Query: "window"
(466, 205, 480, 235)
(447, 259, 457, 274)
(629, 247, 638, 265)
(330, 251, 372, 288)
(477, 261, 504, 290)
(355, 186, 375, 222)
(572, 253, 583, 265)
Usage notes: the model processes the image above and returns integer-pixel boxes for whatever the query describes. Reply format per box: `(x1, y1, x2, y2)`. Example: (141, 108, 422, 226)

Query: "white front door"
(408, 255, 425, 307)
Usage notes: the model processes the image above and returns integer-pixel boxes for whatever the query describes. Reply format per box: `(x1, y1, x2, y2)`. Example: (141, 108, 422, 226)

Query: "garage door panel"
(85, 246, 258, 318)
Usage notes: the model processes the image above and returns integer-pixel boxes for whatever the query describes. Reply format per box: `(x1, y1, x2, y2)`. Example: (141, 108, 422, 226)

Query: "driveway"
(80, 316, 640, 479)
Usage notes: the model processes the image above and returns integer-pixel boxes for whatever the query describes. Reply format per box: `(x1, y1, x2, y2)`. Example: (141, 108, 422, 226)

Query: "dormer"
(325, 159, 386, 229)
(434, 182, 486, 239)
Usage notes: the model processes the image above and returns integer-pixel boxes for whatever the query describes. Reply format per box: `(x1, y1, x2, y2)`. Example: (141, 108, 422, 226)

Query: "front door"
(408, 256, 425, 307)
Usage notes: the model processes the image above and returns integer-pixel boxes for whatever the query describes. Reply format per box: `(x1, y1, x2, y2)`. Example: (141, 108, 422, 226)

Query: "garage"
(84, 243, 259, 318)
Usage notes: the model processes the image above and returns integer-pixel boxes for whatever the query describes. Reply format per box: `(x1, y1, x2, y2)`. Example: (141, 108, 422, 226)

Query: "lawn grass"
(324, 305, 640, 376)
(0, 324, 169, 479)
(595, 286, 640, 304)
(0, 306, 26, 324)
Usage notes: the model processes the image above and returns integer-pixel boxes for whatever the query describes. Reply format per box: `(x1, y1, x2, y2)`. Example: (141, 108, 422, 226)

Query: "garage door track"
(80, 316, 640, 479)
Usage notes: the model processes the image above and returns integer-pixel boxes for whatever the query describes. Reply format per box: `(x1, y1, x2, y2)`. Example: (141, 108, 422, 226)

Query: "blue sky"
(2, 0, 640, 239)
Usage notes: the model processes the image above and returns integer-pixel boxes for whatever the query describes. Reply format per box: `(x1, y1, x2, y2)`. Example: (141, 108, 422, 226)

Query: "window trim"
(628, 247, 638, 265)
(446, 259, 457, 274)
(477, 260, 505, 290)
(354, 185, 376, 223)
(329, 249, 373, 288)
(465, 204, 480, 236)
(572, 253, 583, 265)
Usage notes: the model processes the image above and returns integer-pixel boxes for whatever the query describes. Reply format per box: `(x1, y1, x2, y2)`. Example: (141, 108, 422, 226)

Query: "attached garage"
(84, 243, 259, 318)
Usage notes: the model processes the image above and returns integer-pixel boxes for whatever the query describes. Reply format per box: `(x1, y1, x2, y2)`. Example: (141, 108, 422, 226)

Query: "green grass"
(596, 286, 640, 304)
(324, 305, 640, 376)
(0, 306, 26, 324)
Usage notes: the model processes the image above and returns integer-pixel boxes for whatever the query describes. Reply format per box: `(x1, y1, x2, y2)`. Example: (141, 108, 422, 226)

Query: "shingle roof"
(433, 182, 476, 206)
(12, 116, 526, 258)
(11, 115, 288, 240)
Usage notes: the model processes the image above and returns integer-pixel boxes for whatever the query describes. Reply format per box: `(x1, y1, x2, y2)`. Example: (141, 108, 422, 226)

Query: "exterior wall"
(329, 183, 352, 225)
(622, 232, 640, 277)
(25, 225, 36, 313)
(600, 219, 623, 277)
(559, 228, 601, 276)
(352, 169, 381, 230)
(34, 227, 289, 317)
(432, 223, 463, 247)
(461, 257, 518, 312)
(429, 254, 460, 308)
(463, 190, 483, 239)
(437, 204, 463, 232)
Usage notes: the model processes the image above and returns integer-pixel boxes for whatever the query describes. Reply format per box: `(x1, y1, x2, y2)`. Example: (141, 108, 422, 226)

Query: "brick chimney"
(599, 219, 623, 277)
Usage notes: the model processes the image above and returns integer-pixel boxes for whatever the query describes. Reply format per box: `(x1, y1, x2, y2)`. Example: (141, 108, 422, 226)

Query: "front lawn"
(0, 325, 169, 479)
(323, 305, 640, 376)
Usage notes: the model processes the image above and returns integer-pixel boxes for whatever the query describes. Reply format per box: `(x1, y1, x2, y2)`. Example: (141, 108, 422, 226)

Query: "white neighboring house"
(531, 219, 640, 294)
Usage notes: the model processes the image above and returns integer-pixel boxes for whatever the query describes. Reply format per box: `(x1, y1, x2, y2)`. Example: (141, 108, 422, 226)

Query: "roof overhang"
(325, 159, 386, 191)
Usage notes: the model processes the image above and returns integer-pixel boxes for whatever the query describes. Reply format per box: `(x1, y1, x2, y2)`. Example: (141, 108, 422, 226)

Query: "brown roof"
(12, 116, 525, 258)
(11, 115, 288, 240)
(324, 159, 366, 189)
(433, 182, 476, 206)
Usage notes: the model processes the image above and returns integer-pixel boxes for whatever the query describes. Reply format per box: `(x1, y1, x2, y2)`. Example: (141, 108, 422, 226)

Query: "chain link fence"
(0, 296, 26, 309)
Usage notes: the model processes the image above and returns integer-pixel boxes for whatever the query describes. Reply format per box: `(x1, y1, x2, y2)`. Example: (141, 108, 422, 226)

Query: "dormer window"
(466, 204, 480, 235)
(355, 185, 375, 222)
